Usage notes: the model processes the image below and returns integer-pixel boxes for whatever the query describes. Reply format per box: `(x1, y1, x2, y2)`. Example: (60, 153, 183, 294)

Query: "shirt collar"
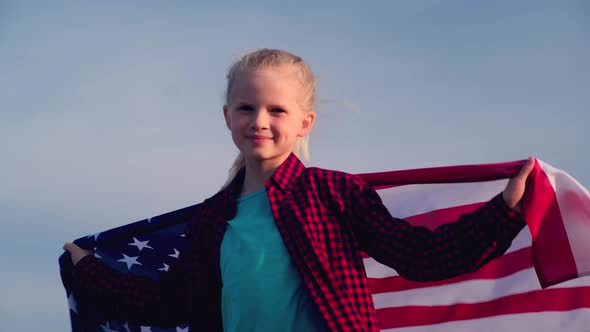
(265, 152, 305, 194)
(216, 153, 305, 218)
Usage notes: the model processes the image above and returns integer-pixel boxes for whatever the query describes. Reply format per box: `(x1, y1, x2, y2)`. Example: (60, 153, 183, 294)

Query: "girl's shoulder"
(303, 166, 352, 179)
(296, 167, 379, 215)
(299, 166, 371, 194)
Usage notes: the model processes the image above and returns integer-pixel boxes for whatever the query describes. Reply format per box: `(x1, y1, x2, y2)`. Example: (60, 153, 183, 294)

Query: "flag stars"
(117, 254, 142, 270)
(86, 232, 101, 241)
(100, 322, 117, 332)
(158, 263, 170, 272)
(93, 247, 102, 258)
(128, 237, 153, 251)
(169, 248, 180, 259)
(68, 293, 78, 314)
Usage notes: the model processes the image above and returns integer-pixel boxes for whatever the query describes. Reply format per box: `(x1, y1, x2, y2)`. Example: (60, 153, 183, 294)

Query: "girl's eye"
(271, 108, 285, 114)
(238, 105, 254, 111)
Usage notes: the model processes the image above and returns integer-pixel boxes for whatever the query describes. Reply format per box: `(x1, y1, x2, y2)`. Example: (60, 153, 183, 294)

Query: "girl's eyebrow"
(268, 103, 288, 110)
(234, 100, 289, 110)
(234, 101, 255, 109)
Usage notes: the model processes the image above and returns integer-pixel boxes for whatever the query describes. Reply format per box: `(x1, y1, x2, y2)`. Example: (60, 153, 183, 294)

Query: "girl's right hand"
(63, 242, 94, 266)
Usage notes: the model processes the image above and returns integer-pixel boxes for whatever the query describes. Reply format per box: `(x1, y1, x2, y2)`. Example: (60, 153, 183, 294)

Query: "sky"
(0, 1, 588, 331)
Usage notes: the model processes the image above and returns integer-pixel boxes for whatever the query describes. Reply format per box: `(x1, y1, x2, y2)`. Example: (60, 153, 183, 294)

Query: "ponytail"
(221, 152, 245, 189)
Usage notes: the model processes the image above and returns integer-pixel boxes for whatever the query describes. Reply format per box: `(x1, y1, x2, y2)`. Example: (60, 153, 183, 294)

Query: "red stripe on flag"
(375, 286, 590, 329)
(360, 160, 525, 188)
(368, 247, 532, 293)
(525, 160, 578, 287)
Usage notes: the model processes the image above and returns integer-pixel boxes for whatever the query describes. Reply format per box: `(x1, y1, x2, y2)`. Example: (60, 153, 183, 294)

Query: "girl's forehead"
(231, 67, 302, 96)
(239, 65, 300, 82)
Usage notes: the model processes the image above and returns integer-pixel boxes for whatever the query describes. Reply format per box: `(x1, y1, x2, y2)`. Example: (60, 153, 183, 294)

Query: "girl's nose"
(251, 108, 269, 130)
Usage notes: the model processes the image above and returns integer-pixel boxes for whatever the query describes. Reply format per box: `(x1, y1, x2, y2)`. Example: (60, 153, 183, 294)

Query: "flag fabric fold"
(59, 158, 590, 331)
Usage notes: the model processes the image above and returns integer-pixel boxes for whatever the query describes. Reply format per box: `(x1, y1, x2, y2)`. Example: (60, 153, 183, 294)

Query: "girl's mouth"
(247, 135, 271, 143)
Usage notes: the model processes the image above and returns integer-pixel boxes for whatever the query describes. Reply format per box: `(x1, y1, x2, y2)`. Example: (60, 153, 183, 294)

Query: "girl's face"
(223, 65, 315, 170)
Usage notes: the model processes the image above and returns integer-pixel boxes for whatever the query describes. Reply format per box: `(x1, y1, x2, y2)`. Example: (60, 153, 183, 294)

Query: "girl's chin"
(242, 152, 291, 164)
(244, 154, 276, 161)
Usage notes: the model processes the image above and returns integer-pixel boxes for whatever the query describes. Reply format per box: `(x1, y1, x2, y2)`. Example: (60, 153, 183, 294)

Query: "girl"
(64, 48, 534, 332)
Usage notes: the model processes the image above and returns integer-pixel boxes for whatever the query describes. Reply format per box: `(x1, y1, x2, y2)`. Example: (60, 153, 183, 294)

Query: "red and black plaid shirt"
(74, 153, 525, 331)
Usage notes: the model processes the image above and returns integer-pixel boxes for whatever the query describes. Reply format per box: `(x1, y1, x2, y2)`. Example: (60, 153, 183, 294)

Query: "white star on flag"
(100, 322, 117, 332)
(158, 263, 170, 272)
(86, 232, 100, 241)
(117, 254, 142, 270)
(128, 237, 153, 251)
(180, 233, 185, 237)
(68, 293, 78, 314)
(169, 248, 180, 259)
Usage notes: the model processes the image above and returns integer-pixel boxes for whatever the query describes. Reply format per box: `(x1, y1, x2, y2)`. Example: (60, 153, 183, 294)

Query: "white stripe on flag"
(372, 268, 543, 308)
(377, 179, 508, 218)
(539, 160, 590, 278)
(380, 308, 590, 332)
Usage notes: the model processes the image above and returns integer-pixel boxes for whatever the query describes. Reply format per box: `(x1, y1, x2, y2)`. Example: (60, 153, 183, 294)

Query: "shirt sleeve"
(346, 175, 526, 281)
(72, 221, 199, 326)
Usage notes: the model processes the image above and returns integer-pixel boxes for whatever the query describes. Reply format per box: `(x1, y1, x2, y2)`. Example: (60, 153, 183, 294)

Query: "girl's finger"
(63, 242, 79, 252)
(516, 157, 535, 180)
(63, 242, 73, 251)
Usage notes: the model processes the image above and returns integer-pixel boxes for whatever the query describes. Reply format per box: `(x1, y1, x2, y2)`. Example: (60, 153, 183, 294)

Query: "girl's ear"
(223, 105, 231, 130)
(297, 111, 316, 137)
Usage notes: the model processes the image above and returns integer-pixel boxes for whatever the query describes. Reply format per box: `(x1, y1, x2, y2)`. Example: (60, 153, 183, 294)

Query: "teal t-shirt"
(220, 188, 327, 332)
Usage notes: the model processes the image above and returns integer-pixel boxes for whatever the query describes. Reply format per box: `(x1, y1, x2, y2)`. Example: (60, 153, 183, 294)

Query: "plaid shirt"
(74, 153, 525, 331)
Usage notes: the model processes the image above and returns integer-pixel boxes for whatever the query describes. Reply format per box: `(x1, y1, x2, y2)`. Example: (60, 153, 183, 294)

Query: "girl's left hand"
(502, 157, 535, 212)
(63, 242, 93, 266)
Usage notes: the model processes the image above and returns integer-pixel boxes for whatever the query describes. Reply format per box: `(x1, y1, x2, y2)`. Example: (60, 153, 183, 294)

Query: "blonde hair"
(222, 48, 316, 188)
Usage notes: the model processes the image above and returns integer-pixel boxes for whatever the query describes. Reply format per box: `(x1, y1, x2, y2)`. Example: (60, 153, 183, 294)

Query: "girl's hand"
(502, 157, 535, 212)
(63, 242, 94, 266)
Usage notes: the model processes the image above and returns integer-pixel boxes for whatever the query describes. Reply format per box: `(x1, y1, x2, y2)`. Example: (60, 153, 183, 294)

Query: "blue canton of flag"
(59, 204, 201, 332)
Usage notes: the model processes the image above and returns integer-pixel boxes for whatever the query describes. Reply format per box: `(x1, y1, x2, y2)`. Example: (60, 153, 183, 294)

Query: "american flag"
(59, 158, 590, 332)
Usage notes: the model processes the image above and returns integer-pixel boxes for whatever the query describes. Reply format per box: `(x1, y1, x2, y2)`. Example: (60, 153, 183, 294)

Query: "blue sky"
(1, 1, 588, 331)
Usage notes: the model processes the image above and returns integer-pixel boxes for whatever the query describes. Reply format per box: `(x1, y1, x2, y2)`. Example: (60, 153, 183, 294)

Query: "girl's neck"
(241, 156, 287, 196)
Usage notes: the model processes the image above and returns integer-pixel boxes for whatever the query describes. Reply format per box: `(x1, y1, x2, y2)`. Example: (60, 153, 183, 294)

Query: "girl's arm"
(346, 159, 533, 281)
(64, 221, 200, 327)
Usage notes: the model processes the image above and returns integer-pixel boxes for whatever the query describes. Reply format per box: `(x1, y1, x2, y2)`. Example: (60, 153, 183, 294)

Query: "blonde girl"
(64, 48, 534, 332)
